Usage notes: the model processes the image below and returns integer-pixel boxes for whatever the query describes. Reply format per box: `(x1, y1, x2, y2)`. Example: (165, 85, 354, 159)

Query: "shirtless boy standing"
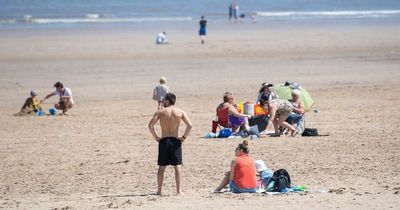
(148, 93, 192, 195)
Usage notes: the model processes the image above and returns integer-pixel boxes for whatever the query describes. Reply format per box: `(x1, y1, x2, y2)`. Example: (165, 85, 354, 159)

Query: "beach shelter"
(274, 83, 315, 112)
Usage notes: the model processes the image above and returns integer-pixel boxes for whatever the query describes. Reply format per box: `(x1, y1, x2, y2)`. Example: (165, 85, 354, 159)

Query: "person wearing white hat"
(153, 77, 170, 110)
(255, 160, 273, 188)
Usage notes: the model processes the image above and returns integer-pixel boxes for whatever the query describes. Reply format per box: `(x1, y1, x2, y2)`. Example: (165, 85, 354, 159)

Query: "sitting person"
(42, 81, 74, 115)
(287, 89, 305, 132)
(217, 92, 251, 132)
(17, 90, 42, 115)
(214, 140, 257, 193)
(256, 82, 278, 103)
(249, 94, 270, 133)
(255, 160, 274, 189)
(266, 99, 297, 137)
(156, 32, 168, 44)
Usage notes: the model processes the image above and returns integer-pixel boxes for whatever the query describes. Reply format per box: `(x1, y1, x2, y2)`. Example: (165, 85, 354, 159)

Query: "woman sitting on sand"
(267, 99, 298, 137)
(217, 92, 251, 132)
(214, 140, 257, 193)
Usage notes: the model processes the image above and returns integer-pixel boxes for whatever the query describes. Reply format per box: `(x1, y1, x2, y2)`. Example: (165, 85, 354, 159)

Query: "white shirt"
(156, 33, 167, 44)
(54, 87, 74, 104)
(153, 84, 169, 102)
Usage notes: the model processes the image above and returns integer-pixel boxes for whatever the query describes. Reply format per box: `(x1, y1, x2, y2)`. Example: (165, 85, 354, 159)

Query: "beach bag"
(266, 169, 291, 192)
(302, 128, 318, 136)
(218, 128, 232, 138)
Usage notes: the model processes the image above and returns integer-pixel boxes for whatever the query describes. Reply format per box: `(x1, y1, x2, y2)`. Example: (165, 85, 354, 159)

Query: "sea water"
(1, 0, 399, 28)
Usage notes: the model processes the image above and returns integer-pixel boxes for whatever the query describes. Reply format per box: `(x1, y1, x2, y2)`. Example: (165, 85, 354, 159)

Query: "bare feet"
(177, 191, 184, 195)
(291, 130, 298, 137)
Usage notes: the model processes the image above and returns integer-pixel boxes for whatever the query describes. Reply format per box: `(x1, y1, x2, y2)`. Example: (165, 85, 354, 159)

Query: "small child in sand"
(16, 90, 42, 115)
(153, 77, 170, 110)
(255, 160, 274, 189)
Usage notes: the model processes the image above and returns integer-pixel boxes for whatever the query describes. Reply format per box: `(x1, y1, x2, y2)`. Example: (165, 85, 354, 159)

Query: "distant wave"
(0, 15, 193, 24)
(31, 16, 192, 24)
(256, 10, 400, 18)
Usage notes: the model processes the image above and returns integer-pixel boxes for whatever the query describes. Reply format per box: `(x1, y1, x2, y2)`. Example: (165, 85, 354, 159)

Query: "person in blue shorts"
(199, 16, 207, 44)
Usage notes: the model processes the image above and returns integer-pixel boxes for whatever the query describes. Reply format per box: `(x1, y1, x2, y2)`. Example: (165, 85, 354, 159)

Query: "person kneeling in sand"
(266, 99, 297, 137)
(15, 90, 42, 115)
(148, 93, 192, 195)
(42, 81, 74, 115)
(156, 32, 168, 45)
(214, 140, 257, 193)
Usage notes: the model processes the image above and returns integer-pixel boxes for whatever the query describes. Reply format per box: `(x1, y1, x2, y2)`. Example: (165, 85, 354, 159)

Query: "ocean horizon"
(1, 0, 400, 28)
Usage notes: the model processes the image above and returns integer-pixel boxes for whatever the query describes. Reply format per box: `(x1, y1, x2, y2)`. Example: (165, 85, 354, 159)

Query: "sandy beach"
(0, 22, 400, 209)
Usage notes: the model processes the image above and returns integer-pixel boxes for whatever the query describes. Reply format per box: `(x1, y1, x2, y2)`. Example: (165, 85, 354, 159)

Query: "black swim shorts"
(158, 137, 182, 166)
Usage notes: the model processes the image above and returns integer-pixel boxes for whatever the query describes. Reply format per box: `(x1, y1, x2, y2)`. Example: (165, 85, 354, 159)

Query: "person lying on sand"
(41, 81, 74, 115)
(214, 140, 257, 193)
(148, 93, 192, 195)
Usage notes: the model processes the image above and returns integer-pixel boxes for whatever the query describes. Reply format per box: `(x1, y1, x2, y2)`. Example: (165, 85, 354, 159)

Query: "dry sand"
(0, 23, 400, 209)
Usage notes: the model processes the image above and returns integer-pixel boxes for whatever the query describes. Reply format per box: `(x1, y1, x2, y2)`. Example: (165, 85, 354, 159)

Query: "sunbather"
(217, 92, 251, 132)
(214, 140, 257, 193)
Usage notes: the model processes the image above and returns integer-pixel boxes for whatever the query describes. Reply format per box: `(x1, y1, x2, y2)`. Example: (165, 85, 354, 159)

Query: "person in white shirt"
(153, 77, 170, 110)
(42, 81, 74, 115)
(156, 32, 168, 45)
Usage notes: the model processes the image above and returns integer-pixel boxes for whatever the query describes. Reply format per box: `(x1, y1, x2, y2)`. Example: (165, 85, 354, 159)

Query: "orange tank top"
(234, 153, 257, 189)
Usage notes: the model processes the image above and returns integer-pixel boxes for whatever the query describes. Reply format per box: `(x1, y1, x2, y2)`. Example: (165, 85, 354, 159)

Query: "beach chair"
(211, 108, 231, 133)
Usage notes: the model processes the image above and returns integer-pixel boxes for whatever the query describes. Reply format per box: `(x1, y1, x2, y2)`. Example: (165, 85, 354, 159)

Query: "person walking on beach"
(153, 77, 170, 110)
(199, 16, 207, 44)
(148, 93, 192, 195)
(42, 81, 74, 115)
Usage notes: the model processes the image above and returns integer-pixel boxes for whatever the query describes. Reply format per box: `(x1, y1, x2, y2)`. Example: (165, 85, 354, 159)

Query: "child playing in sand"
(16, 90, 42, 115)
(153, 77, 170, 110)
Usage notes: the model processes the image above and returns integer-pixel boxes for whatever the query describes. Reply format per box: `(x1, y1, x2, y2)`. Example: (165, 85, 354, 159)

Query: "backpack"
(266, 169, 291, 192)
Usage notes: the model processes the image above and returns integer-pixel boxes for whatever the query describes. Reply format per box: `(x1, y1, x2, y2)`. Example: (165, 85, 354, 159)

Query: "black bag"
(302, 128, 318, 136)
(267, 169, 291, 192)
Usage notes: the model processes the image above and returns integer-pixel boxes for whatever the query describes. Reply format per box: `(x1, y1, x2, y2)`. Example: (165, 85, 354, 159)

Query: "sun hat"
(255, 160, 268, 172)
(30, 90, 38, 97)
(259, 82, 273, 93)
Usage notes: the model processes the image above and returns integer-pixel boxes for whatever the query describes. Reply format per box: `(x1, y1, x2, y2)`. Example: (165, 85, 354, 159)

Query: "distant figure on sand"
(156, 32, 168, 45)
(42, 81, 74, 115)
(148, 93, 193, 195)
(16, 90, 42, 115)
(214, 140, 257, 193)
(153, 77, 170, 110)
(199, 16, 207, 44)
(233, 2, 239, 20)
(229, 3, 233, 20)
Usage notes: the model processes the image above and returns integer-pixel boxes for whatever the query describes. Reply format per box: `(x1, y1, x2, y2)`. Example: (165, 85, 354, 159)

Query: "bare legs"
(157, 165, 183, 195)
(157, 166, 166, 195)
(157, 101, 163, 110)
(273, 114, 296, 136)
(54, 100, 73, 115)
(214, 172, 230, 192)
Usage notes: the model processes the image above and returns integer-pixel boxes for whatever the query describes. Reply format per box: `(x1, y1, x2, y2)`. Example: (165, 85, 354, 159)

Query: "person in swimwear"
(148, 93, 192, 195)
(216, 92, 251, 132)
